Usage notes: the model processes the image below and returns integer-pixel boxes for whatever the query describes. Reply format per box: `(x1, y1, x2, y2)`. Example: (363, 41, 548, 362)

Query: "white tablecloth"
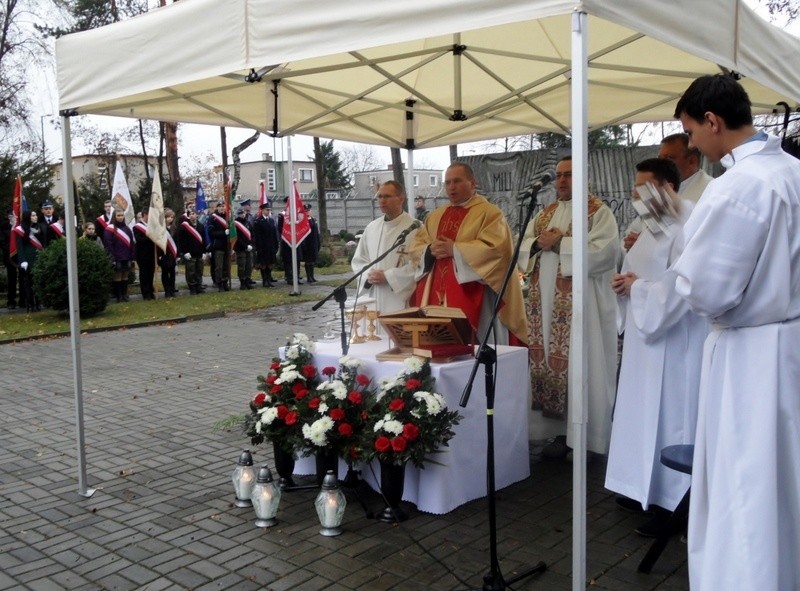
(293, 339, 530, 514)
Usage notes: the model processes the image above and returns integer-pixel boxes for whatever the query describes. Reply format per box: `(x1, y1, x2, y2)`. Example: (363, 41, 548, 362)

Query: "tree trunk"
(230, 130, 261, 198)
(138, 119, 151, 188)
(164, 121, 182, 203)
(313, 137, 329, 243)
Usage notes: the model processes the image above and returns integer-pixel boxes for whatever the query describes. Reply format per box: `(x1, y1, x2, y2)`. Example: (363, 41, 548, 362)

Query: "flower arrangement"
(244, 334, 320, 455)
(301, 355, 376, 462)
(367, 357, 461, 468)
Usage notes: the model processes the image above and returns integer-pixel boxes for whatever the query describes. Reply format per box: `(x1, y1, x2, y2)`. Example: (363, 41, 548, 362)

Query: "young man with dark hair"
(605, 157, 708, 537)
(671, 74, 800, 590)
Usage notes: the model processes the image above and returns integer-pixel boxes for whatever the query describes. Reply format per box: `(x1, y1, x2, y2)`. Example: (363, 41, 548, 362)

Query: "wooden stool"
(637, 444, 694, 574)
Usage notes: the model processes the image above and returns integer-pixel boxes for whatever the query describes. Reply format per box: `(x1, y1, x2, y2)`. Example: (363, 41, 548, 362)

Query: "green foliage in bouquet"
(301, 355, 376, 463)
(366, 357, 461, 468)
(244, 334, 320, 455)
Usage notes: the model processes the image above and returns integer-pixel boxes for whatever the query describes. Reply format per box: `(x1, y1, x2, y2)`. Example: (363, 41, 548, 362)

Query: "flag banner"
(281, 180, 311, 247)
(111, 160, 135, 227)
(12, 176, 22, 221)
(258, 179, 267, 208)
(225, 180, 237, 243)
(196, 180, 208, 213)
(9, 176, 23, 261)
(146, 169, 168, 251)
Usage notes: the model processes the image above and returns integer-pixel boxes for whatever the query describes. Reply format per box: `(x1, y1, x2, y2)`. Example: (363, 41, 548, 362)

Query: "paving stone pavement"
(0, 291, 690, 591)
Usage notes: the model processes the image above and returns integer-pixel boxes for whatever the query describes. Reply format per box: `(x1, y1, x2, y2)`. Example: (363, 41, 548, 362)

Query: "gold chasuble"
(527, 195, 605, 419)
(409, 195, 527, 345)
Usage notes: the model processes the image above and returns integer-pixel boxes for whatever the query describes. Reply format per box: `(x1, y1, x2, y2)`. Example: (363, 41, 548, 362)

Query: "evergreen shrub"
(34, 239, 113, 317)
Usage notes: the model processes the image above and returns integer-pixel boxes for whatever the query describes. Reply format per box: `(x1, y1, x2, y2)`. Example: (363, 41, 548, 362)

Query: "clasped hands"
(537, 228, 563, 252)
(430, 238, 455, 259)
(611, 272, 638, 297)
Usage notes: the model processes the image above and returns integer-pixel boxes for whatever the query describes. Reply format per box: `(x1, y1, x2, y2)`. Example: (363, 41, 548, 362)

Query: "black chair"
(637, 444, 694, 574)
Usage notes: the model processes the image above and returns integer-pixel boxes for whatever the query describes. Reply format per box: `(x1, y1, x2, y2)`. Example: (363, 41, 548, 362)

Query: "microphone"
(363, 220, 421, 289)
(518, 170, 555, 200)
(395, 219, 422, 243)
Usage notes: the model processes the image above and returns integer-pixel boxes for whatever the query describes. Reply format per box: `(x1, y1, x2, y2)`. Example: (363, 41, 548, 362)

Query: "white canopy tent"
(56, 1, 800, 588)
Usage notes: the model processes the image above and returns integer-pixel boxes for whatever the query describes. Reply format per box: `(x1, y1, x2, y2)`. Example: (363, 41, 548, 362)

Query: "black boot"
(121, 282, 130, 302)
(223, 280, 231, 291)
(305, 263, 316, 283)
(114, 281, 122, 303)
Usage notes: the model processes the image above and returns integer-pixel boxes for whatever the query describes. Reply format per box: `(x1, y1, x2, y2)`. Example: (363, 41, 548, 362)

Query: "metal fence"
(323, 146, 664, 237)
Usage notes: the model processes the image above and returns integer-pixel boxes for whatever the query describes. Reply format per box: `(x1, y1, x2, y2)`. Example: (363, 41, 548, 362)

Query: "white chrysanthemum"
(302, 416, 334, 446)
(258, 407, 279, 425)
(292, 333, 315, 351)
(318, 402, 329, 414)
(373, 419, 385, 432)
(338, 355, 362, 369)
(302, 422, 328, 446)
(286, 346, 300, 360)
(383, 419, 404, 436)
(380, 378, 399, 391)
(317, 380, 347, 400)
(414, 391, 443, 415)
(410, 409, 421, 419)
(276, 369, 303, 384)
(403, 356, 424, 373)
(255, 421, 263, 434)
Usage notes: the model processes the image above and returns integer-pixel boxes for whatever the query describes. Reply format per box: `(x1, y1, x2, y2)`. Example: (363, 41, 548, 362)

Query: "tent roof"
(56, 0, 800, 148)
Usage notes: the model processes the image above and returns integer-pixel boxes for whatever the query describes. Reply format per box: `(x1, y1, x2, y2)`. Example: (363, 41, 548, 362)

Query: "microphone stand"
(458, 180, 549, 591)
(312, 228, 414, 356)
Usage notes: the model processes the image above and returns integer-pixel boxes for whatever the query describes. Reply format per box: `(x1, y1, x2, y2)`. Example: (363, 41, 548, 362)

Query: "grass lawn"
(0, 262, 353, 343)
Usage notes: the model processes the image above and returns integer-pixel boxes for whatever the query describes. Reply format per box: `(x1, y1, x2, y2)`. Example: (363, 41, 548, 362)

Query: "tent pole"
(570, 10, 588, 591)
(61, 113, 95, 498)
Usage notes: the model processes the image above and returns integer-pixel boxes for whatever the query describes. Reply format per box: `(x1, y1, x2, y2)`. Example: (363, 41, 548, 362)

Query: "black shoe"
(223, 280, 231, 291)
(635, 507, 672, 538)
(541, 435, 570, 459)
(616, 496, 650, 514)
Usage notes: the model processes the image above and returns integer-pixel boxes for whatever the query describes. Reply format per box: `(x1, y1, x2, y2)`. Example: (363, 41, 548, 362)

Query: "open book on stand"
(376, 306, 475, 362)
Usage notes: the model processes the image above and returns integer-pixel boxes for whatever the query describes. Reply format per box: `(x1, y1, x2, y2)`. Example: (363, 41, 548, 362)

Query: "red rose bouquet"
(367, 357, 461, 468)
(244, 333, 320, 455)
(300, 354, 376, 462)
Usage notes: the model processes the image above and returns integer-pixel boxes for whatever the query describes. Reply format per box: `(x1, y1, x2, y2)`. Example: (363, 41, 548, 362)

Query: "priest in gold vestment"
(408, 162, 527, 347)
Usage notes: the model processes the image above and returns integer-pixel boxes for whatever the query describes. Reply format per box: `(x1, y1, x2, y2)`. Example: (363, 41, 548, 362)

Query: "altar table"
(293, 339, 530, 514)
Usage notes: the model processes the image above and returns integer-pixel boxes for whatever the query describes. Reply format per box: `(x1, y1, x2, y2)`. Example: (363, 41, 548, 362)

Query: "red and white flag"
(281, 180, 310, 247)
(258, 180, 268, 208)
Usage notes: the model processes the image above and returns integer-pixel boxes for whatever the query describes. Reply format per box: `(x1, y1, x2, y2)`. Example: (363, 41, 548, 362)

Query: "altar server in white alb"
(605, 158, 708, 537)
(671, 74, 800, 590)
(351, 180, 419, 315)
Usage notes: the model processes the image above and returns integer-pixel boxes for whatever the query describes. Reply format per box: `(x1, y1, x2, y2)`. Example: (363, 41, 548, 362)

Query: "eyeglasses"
(555, 172, 572, 179)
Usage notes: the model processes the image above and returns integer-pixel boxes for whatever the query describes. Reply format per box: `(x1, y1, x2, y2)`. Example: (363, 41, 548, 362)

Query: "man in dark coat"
(133, 211, 156, 300)
(303, 203, 321, 283)
(253, 201, 278, 287)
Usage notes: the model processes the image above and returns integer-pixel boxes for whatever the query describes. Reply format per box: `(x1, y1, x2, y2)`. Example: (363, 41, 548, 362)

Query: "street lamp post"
(40, 115, 48, 164)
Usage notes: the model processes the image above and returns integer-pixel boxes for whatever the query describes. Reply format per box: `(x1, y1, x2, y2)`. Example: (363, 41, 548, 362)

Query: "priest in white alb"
(519, 156, 619, 457)
(604, 158, 708, 537)
(351, 180, 419, 316)
(672, 74, 800, 590)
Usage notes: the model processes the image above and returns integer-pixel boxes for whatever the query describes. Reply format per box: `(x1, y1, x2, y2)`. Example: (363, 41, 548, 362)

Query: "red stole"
(96, 215, 110, 231)
(234, 220, 251, 241)
(164, 232, 178, 257)
(210, 213, 228, 228)
(412, 206, 484, 333)
(50, 222, 65, 237)
(181, 220, 204, 245)
(14, 226, 43, 250)
(106, 224, 132, 247)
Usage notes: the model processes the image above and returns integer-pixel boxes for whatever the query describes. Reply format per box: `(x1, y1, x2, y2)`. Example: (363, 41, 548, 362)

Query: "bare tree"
(339, 143, 380, 178)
